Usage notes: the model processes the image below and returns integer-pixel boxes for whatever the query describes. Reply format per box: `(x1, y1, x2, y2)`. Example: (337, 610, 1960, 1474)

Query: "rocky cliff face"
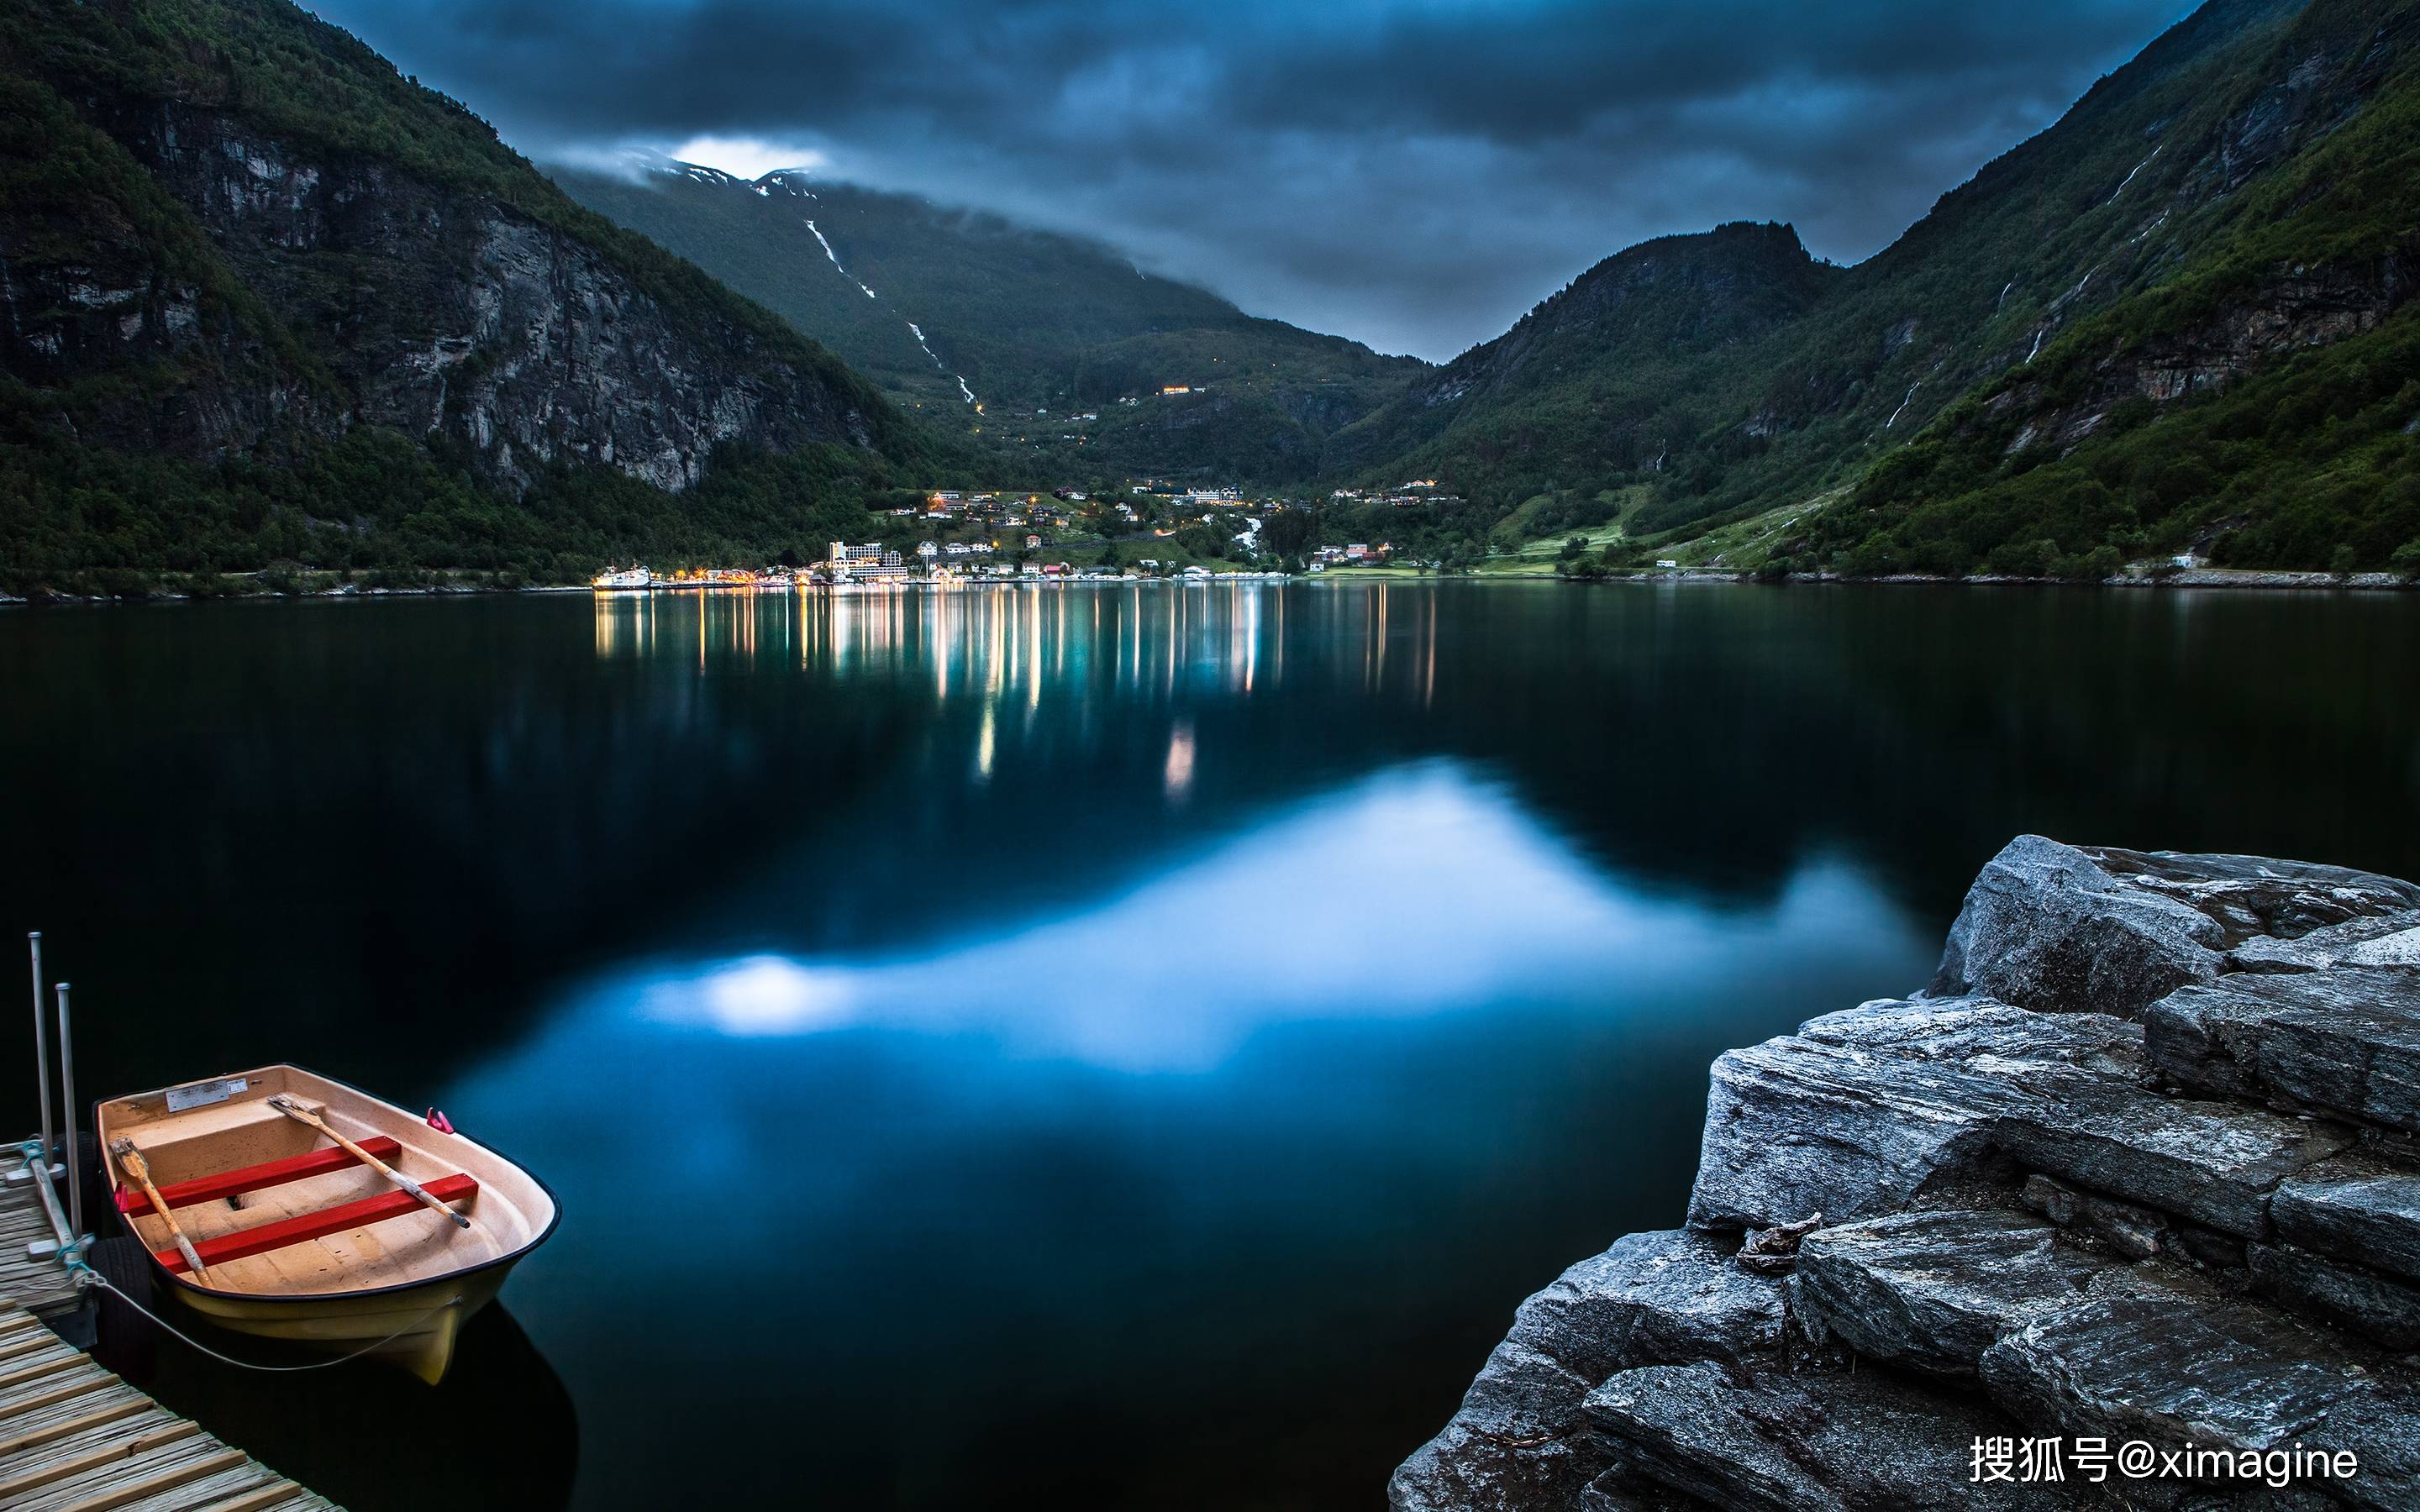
(1981, 239, 2420, 457)
(2, 88, 881, 494)
(1397, 836, 2420, 1511)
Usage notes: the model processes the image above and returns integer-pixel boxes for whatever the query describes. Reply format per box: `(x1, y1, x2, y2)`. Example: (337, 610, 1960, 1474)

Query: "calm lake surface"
(3, 581, 2417, 1509)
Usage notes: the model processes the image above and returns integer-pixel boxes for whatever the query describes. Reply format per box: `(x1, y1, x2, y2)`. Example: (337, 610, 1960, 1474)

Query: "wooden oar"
(109, 1138, 210, 1283)
(266, 1096, 471, 1230)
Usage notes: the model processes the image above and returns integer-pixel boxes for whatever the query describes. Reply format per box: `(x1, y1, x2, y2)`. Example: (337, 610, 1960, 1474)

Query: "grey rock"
(1691, 995, 2345, 1240)
(2168, 1224, 2252, 1270)
(1389, 1231, 1782, 1512)
(1582, 1361, 2092, 1510)
(1931, 837, 2228, 1016)
(1932, 837, 2420, 1017)
(2142, 969, 2420, 1132)
(2021, 1173, 2171, 1260)
(1793, 1209, 2118, 1373)
(2229, 911, 2420, 974)
(2087, 847, 2420, 947)
(1405, 840, 2420, 1512)
(1981, 1285, 2420, 1510)
(1687, 999, 2139, 1231)
(1577, 1462, 1707, 1512)
(1991, 1079, 2353, 1240)
(2248, 1242, 2420, 1350)
(2271, 1152, 2420, 1284)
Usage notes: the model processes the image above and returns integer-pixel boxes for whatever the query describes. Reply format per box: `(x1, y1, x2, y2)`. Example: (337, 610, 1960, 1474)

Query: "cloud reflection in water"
(623, 762, 1913, 1070)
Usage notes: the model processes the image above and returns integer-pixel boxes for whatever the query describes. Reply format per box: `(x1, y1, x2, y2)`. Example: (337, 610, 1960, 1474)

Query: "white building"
(829, 542, 908, 582)
(917, 540, 939, 559)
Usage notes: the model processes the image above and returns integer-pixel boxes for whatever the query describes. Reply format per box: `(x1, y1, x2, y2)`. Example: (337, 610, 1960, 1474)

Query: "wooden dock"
(0, 1143, 344, 1512)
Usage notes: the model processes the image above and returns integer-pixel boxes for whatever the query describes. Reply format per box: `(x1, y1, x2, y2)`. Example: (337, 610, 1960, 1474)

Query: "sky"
(309, 0, 2196, 361)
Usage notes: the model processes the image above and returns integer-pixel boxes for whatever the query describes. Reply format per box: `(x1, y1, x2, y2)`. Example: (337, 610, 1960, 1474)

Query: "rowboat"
(95, 1064, 558, 1383)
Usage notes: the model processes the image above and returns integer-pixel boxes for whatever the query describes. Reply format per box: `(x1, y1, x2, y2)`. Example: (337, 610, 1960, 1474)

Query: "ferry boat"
(97, 1065, 558, 1383)
(591, 565, 653, 591)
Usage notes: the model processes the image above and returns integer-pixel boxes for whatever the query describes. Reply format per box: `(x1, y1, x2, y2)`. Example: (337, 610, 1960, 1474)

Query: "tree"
(1259, 508, 1314, 558)
(2393, 538, 2420, 582)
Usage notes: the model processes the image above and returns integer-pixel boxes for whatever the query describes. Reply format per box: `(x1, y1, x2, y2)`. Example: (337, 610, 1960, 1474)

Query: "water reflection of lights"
(1164, 721, 1195, 801)
(592, 585, 1455, 785)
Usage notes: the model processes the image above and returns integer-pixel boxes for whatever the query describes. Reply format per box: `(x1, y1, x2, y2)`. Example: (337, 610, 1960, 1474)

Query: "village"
(590, 475, 1467, 590)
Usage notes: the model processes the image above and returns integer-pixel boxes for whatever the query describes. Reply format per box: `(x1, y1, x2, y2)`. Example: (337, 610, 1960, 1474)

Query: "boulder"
(1388, 1231, 1783, 1512)
(2228, 911, 2420, 974)
(2248, 1242, 2420, 1350)
(1686, 999, 2139, 1231)
(1980, 1284, 2420, 1510)
(1931, 837, 2420, 1018)
(1930, 837, 2227, 1016)
(1990, 1079, 2354, 1240)
(1582, 1361, 2091, 1510)
(2270, 1152, 2420, 1284)
(2141, 969, 2420, 1132)
(1791, 1209, 2118, 1373)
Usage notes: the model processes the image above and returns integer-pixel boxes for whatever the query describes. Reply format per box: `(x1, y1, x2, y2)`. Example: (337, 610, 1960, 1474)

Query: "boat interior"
(96, 1064, 556, 1298)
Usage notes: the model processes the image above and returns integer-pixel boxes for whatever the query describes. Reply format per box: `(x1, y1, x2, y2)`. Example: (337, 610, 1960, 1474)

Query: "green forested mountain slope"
(1344, 0, 2420, 573)
(0, 0, 931, 591)
(1805, 0, 2420, 575)
(1327, 219, 1846, 500)
(554, 161, 1427, 483)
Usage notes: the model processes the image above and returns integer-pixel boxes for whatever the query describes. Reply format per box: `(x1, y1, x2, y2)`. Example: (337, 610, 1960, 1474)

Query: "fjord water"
(3, 582, 2416, 1509)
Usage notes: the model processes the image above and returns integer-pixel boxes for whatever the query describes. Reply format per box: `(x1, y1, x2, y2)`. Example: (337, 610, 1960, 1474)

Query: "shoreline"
(1395, 837, 2420, 1512)
(6, 565, 2415, 606)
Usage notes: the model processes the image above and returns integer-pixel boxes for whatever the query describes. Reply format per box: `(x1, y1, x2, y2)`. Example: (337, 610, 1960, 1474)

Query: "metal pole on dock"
(28, 933, 54, 1168)
(55, 982, 80, 1243)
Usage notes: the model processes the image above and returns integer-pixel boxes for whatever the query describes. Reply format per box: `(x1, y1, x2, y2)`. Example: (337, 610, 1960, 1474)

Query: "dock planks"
(0, 1143, 344, 1512)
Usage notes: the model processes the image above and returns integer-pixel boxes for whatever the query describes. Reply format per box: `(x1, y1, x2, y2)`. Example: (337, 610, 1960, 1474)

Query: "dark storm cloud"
(308, 0, 2191, 360)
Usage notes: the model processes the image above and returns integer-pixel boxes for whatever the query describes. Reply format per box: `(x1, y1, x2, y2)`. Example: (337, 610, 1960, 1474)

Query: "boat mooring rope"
(66, 1258, 464, 1373)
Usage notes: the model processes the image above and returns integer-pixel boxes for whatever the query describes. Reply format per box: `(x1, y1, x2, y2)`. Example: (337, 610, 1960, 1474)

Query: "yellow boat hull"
(166, 1257, 519, 1383)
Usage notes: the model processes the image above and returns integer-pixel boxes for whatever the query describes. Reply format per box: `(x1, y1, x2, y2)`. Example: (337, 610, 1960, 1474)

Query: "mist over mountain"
(554, 158, 1426, 483)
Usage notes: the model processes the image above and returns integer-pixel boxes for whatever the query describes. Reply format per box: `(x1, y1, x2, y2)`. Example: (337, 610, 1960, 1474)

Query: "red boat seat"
(154, 1173, 479, 1275)
(115, 1137, 406, 1215)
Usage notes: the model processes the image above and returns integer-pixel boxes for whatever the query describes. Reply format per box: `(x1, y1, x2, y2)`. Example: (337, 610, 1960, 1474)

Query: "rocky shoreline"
(1394, 837, 2420, 1510)
(1553, 569, 2416, 591)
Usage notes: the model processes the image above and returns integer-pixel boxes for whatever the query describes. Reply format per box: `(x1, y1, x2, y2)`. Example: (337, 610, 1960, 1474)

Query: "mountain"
(1328, 219, 1844, 492)
(1341, 0, 2420, 575)
(0, 0, 928, 593)
(551, 160, 1427, 483)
